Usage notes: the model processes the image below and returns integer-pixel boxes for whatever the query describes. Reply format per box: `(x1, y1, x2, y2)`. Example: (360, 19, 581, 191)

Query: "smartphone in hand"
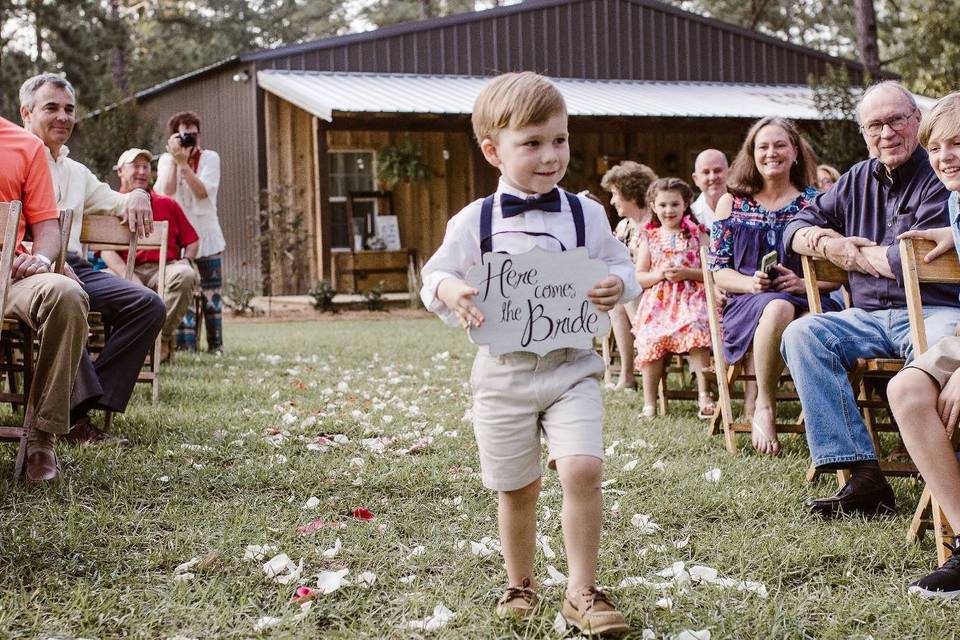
(759, 250, 778, 279)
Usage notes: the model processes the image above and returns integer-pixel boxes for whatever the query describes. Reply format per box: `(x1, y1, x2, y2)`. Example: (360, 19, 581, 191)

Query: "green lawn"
(0, 317, 956, 639)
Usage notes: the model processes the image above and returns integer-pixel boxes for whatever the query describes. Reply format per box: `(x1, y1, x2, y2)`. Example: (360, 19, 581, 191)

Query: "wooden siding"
(263, 92, 319, 294)
(323, 128, 476, 283)
(138, 63, 261, 292)
(262, 96, 767, 293)
(252, 0, 867, 85)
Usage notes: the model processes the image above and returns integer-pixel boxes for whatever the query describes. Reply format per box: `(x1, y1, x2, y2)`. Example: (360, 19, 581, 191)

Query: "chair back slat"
(0, 202, 23, 342)
(899, 237, 960, 356)
(56, 209, 73, 274)
(0, 201, 18, 247)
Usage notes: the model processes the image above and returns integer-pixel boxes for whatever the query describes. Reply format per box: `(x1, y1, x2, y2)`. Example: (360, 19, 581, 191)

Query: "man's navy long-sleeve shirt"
(783, 146, 960, 311)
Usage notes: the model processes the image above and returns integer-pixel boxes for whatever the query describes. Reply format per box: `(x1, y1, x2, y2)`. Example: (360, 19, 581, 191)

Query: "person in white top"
(156, 111, 225, 353)
(19, 73, 165, 448)
(690, 148, 729, 230)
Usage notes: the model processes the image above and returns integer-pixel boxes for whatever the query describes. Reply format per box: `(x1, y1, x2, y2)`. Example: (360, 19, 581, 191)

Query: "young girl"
(633, 178, 714, 419)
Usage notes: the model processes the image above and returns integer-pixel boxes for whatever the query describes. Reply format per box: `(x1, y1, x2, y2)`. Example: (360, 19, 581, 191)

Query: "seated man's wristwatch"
(34, 254, 52, 270)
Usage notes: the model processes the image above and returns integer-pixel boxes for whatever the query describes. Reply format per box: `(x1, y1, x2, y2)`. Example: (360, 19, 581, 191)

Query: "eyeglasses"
(860, 109, 918, 138)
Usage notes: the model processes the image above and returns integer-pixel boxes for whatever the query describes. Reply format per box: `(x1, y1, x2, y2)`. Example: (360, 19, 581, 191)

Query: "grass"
(0, 316, 957, 639)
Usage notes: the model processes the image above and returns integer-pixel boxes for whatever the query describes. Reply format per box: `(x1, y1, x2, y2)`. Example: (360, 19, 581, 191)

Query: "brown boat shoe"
(562, 586, 629, 636)
(495, 578, 539, 619)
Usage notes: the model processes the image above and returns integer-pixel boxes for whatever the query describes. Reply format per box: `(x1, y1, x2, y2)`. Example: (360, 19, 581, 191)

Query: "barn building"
(113, 0, 876, 295)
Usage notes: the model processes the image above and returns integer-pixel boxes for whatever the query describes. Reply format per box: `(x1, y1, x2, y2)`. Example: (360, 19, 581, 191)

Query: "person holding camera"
(156, 111, 225, 353)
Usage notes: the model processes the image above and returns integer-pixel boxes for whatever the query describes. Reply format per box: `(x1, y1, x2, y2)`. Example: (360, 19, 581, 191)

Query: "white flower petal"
(317, 568, 350, 594)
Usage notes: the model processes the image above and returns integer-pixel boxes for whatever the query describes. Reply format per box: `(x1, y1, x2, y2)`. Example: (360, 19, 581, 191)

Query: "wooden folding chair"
(80, 217, 168, 409)
(900, 236, 960, 563)
(700, 247, 804, 453)
(800, 254, 914, 486)
(0, 202, 27, 477)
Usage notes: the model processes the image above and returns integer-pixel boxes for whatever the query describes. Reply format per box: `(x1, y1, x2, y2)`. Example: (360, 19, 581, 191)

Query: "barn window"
(328, 150, 377, 249)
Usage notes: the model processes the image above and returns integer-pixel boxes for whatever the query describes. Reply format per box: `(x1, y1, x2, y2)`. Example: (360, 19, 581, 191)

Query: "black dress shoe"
(63, 418, 131, 447)
(805, 480, 896, 518)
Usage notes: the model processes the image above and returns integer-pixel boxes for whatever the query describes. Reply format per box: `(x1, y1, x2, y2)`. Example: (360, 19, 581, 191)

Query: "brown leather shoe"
(562, 586, 629, 636)
(63, 417, 131, 447)
(495, 577, 539, 619)
(25, 430, 59, 484)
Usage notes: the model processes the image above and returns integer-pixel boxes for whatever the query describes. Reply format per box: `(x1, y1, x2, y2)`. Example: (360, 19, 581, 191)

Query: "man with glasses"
(780, 81, 960, 517)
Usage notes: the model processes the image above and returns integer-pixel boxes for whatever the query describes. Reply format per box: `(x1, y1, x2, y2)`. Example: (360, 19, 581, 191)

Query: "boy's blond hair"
(920, 92, 960, 150)
(471, 72, 567, 144)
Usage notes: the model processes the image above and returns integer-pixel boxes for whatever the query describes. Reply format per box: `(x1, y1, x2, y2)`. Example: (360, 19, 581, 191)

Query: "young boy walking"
(420, 72, 639, 634)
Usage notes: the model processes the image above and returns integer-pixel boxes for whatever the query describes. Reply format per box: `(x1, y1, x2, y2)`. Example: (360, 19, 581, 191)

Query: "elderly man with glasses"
(780, 81, 960, 517)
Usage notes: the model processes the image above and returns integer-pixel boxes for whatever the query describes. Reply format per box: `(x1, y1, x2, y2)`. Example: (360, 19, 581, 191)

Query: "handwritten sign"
(465, 247, 611, 356)
(375, 215, 402, 250)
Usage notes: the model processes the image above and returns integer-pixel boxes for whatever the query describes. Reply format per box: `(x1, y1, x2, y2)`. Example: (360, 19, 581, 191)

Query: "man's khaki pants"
(133, 260, 198, 339)
(4, 273, 89, 434)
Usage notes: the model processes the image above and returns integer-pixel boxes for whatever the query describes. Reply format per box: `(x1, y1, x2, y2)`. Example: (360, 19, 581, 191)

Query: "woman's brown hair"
(726, 116, 818, 196)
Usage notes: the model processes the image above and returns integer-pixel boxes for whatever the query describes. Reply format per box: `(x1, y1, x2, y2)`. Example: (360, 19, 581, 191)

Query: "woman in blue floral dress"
(708, 116, 840, 455)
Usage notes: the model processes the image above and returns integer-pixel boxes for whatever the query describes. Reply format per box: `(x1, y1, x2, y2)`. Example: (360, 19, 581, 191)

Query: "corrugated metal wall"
(139, 63, 262, 292)
(254, 0, 865, 85)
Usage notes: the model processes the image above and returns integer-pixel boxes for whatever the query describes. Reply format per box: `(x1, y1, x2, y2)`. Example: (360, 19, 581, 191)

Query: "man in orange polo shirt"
(0, 115, 89, 483)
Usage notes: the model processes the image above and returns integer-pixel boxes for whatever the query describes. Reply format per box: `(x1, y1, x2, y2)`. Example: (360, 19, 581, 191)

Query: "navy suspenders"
(479, 190, 586, 254)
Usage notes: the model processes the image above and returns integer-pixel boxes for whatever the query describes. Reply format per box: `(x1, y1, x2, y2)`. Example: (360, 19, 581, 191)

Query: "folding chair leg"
(657, 376, 668, 416)
(908, 487, 933, 543)
(934, 495, 955, 566)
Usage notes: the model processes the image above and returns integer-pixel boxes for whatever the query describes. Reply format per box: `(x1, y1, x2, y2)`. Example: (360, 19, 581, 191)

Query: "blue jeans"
(781, 306, 960, 467)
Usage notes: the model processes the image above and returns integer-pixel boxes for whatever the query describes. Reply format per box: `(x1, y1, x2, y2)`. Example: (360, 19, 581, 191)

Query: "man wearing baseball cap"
(102, 148, 199, 362)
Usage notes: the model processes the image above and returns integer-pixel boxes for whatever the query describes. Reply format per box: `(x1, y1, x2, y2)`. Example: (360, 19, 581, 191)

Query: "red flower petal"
(291, 586, 317, 603)
(352, 507, 374, 521)
(296, 518, 326, 535)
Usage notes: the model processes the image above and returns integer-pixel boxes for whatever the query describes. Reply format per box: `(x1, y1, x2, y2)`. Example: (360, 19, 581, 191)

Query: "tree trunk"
(854, 0, 881, 79)
(109, 0, 129, 93)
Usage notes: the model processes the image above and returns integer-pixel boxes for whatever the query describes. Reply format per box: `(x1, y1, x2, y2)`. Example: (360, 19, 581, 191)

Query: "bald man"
(691, 149, 729, 229)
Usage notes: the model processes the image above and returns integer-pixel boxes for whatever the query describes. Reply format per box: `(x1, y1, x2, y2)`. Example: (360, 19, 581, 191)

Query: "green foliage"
(0, 0, 129, 120)
(71, 98, 155, 178)
(882, 0, 960, 97)
(361, 280, 387, 311)
(376, 140, 430, 187)
(358, 0, 479, 28)
(309, 281, 339, 313)
(808, 65, 866, 172)
(222, 280, 262, 316)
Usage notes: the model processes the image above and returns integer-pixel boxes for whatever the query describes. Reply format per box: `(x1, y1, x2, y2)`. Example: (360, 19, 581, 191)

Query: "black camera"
(177, 132, 197, 148)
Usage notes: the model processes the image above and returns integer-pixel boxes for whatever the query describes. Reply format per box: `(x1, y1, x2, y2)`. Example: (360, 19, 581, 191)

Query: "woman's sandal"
(639, 405, 656, 419)
(697, 393, 717, 420)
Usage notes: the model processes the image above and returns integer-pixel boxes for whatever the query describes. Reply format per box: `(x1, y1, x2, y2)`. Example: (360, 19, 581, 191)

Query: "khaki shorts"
(907, 336, 960, 389)
(470, 347, 605, 492)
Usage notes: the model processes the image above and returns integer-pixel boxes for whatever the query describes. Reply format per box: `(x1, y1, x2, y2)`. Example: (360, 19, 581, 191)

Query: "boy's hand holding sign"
(464, 247, 611, 356)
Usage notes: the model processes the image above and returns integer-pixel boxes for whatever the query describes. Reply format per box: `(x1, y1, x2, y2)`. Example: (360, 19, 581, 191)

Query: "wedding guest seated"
(817, 164, 841, 191)
(600, 160, 658, 391)
(0, 115, 89, 483)
(781, 82, 960, 518)
(708, 116, 838, 455)
(19, 73, 164, 445)
(887, 92, 960, 598)
(102, 148, 199, 363)
(691, 149, 729, 228)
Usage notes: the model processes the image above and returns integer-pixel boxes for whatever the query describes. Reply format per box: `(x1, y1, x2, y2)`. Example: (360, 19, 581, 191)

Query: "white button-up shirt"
(46, 145, 128, 254)
(691, 192, 717, 230)
(156, 150, 225, 258)
(421, 178, 641, 327)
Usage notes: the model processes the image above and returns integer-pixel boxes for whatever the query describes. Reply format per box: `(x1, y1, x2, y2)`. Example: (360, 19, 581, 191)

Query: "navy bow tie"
(500, 188, 562, 218)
